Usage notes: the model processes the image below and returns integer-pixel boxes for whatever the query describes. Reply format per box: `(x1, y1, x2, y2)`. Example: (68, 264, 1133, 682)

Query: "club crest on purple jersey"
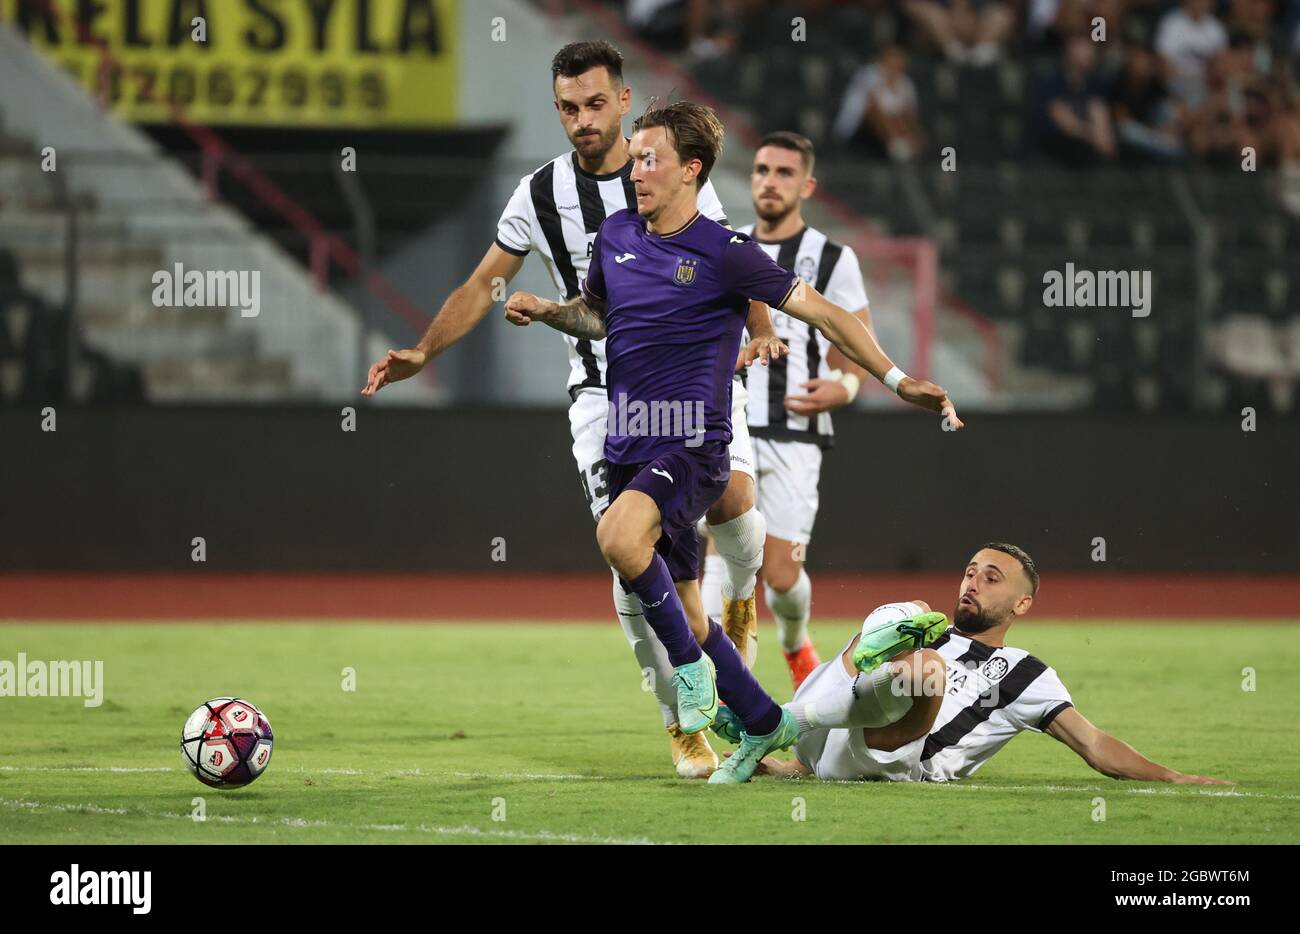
(674, 258, 698, 285)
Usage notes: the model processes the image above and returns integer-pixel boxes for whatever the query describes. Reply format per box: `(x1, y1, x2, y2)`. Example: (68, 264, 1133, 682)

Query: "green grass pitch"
(1, 620, 1297, 844)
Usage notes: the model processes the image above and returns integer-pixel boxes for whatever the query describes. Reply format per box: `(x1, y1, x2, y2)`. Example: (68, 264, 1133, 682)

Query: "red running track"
(1, 572, 1297, 621)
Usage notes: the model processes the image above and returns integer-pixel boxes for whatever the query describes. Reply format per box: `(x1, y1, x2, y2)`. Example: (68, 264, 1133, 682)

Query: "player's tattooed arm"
(1046, 707, 1231, 785)
(783, 286, 963, 428)
(503, 291, 607, 339)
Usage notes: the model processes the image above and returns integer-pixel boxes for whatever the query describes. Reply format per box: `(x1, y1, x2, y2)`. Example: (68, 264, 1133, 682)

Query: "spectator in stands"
(832, 46, 927, 160)
(1226, 0, 1280, 73)
(1154, 0, 1230, 108)
(1110, 42, 1186, 161)
(903, 0, 1016, 66)
(1278, 93, 1300, 215)
(1027, 0, 1126, 51)
(1037, 34, 1118, 166)
(1186, 42, 1275, 165)
(1294, 17, 1300, 81)
(626, 0, 740, 60)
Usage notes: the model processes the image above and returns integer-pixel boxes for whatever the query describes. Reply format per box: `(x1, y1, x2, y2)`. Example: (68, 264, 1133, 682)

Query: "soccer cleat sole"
(851, 611, 949, 674)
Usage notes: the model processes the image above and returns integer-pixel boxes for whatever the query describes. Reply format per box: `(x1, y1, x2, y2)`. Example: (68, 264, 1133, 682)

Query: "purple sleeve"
(582, 230, 606, 302)
(722, 236, 800, 309)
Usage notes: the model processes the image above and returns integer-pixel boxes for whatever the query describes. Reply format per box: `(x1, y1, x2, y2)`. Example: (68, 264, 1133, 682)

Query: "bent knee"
(705, 472, 753, 522)
(762, 541, 803, 591)
(892, 648, 946, 697)
(596, 512, 635, 568)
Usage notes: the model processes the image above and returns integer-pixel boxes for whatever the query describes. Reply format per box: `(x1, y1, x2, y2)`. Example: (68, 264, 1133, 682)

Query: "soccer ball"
(180, 697, 274, 788)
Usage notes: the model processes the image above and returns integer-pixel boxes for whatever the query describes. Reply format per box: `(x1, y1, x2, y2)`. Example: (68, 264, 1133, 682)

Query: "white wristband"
(829, 368, 860, 403)
(837, 372, 857, 403)
(883, 366, 907, 394)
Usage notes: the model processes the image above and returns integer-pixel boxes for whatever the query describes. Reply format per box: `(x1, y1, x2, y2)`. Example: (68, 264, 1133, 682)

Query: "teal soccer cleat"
(851, 610, 950, 675)
(708, 708, 800, 784)
(711, 704, 744, 745)
(672, 654, 719, 734)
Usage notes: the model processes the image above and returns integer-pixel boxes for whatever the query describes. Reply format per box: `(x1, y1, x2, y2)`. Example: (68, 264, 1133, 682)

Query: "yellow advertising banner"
(1, 0, 458, 127)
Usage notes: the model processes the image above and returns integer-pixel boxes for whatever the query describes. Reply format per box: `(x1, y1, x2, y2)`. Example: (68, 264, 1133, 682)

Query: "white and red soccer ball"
(180, 697, 274, 788)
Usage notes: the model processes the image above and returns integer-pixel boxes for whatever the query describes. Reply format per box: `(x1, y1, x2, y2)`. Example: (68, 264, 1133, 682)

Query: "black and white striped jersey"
(736, 224, 868, 449)
(495, 148, 727, 399)
(918, 628, 1074, 781)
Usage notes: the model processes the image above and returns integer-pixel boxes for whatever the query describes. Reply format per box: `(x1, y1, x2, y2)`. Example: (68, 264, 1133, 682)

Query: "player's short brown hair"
(551, 40, 624, 86)
(979, 542, 1040, 596)
(632, 101, 725, 188)
(758, 131, 815, 175)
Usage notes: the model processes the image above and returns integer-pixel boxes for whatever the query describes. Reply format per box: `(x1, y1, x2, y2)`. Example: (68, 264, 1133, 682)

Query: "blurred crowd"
(625, 0, 1300, 202)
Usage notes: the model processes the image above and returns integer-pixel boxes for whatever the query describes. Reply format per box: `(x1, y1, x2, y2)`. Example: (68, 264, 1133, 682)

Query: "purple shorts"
(606, 440, 731, 582)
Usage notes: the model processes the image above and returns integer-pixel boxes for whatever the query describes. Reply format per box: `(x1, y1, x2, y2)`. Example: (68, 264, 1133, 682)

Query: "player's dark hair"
(551, 40, 624, 86)
(758, 131, 815, 175)
(979, 542, 1040, 595)
(632, 100, 724, 188)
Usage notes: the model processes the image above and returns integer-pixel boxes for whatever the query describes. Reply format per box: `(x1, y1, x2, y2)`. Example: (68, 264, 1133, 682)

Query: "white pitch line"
(4, 766, 1291, 800)
(447, 770, 605, 781)
(0, 797, 658, 845)
(0, 765, 606, 781)
(3, 798, 128, 815)
(926, 782, 1300, 801)
(0, 765, 176, 773)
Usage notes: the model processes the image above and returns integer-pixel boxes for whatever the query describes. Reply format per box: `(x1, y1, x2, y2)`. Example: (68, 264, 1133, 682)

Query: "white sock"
(611, 572, 677, 728)
(708, 507, 765, 601)
(766, 568, 812, 653)
(788, 664, 911, 735)
(700, 552, 726, 620)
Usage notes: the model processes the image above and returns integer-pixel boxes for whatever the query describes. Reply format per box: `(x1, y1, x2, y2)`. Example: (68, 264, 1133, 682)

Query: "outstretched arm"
(786, 304, 874, 416)
(362, 243, 525, 395)
(1046, 707, 1231, 784)
(781, 285, 963, 427)
(504, 290, 607, 340)
(739, 300, 788, 368)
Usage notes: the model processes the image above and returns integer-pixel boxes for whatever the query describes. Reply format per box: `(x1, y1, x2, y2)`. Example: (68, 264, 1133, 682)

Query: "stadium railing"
(16, 0, 437, 392)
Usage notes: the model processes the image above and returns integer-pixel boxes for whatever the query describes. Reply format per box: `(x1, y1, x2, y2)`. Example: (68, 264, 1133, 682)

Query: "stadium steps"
(0, 166, 289, 398)
(141, 356, 293, 402)
(0, 24, 390, 403)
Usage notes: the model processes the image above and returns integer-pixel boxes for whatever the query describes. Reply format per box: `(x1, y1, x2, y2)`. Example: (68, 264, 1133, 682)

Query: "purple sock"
(702, 620, 782, 736)
(623, 555, 701, 666)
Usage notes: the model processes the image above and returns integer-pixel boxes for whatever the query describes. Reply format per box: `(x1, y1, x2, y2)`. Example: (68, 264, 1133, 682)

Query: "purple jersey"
(583, 209, 800, 465)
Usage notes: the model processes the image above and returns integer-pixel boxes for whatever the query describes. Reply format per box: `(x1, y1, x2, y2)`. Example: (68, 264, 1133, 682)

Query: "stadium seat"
(1214, 315, 1287, 380)
(1285, 318, 1300, 377)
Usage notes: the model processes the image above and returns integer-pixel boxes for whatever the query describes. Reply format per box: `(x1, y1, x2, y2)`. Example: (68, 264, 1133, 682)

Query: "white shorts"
(569, 379, 755, 521)
(792, 636, 924, 782)
(753, 436, 823, 544)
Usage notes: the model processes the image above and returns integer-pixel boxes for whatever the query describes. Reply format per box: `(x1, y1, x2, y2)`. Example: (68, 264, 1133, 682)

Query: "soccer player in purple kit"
(504, 101, 963, 783)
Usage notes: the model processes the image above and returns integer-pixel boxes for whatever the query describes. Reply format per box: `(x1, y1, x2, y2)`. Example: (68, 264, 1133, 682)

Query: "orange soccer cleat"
(783, 639, 821, 690)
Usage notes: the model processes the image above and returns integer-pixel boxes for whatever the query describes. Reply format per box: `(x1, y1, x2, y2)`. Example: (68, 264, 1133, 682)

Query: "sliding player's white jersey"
(494, 146, 727, 399)
(796, 627, 1074, 782)
(916, 629, 1073, 780)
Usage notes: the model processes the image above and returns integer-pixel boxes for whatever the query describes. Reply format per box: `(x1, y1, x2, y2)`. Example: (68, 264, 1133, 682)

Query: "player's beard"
(571, 122, 621, 167)
(953, 603, 1000, 634)
(755, 196, 795, 226)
